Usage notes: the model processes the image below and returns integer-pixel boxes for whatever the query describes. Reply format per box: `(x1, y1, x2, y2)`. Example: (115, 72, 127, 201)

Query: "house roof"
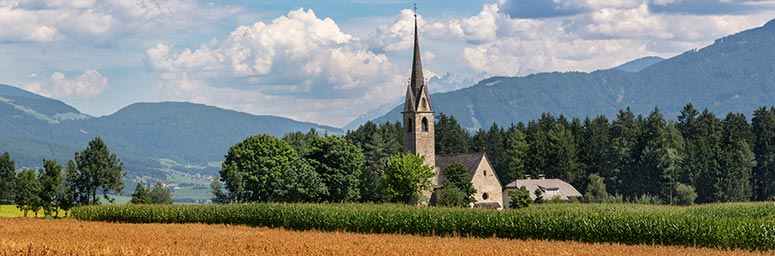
(435, 152, 485, 177)
(504, 178, 582, 201)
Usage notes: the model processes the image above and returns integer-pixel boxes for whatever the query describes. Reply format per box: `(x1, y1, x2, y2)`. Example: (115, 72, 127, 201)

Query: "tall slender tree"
(752, 107, 775, 200)
(38, 159, 64, 217)
(0, 152, 15, 209)
(609, 107, 638, 196)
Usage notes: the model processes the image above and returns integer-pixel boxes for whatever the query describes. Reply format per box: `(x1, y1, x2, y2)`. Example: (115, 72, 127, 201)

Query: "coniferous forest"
(348, 103, 775, 205)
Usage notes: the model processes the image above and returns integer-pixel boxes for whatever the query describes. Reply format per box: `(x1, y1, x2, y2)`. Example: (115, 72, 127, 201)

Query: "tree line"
(445, 104, 775, 204)
(211, 132, 439, 205)
(0, 137, 137, 217)
(213, 103, 775, 206)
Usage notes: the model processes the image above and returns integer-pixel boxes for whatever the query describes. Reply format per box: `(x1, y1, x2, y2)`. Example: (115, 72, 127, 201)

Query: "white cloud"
(145, 8, 402, 126)
(23, 69, 109, 98)
(0, 0, 240, 44)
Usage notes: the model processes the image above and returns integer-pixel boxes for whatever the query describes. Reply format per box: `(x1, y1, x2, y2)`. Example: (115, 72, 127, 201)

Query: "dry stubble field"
(0, 218, 767, 256)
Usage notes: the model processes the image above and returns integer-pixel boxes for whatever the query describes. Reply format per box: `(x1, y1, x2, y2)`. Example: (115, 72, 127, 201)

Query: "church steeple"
(402, 5, 435, 178)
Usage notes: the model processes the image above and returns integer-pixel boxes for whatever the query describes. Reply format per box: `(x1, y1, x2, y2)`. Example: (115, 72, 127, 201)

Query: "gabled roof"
(504, 178, 582, 201)
(435, 152, 486, 177)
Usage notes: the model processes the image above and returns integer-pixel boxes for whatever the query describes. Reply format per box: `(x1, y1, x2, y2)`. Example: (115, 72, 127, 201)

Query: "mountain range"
(373, 19, 775, 130)
(0, 84, 340, 181)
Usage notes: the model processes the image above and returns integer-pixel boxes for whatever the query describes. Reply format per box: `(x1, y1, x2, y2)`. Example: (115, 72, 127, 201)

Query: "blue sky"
(3, 0, 775, 127)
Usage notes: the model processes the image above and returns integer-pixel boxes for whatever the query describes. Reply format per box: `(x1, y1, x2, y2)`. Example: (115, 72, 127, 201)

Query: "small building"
(502, 176, 581, 208)
(435, 153, 503, 208)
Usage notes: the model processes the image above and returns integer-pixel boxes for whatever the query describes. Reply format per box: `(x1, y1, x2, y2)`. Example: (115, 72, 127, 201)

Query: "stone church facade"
(402, 12, 503, 208)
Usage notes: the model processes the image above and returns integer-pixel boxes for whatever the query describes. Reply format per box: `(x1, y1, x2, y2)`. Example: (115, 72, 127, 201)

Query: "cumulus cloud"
(23, 69, 109, 98)
(145, 8, 402, 126)
(0, 0, 240, 44)
(442, 0, 775, 76)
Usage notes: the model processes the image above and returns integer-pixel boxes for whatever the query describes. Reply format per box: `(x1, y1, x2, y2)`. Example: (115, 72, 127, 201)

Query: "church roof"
(435, 152, 486, 177)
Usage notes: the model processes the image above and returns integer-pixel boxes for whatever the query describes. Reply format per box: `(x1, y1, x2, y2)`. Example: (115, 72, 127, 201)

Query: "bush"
(436, 186, 467, 207)
(509, 186, 531, 209)
(674, 183, 697, 206)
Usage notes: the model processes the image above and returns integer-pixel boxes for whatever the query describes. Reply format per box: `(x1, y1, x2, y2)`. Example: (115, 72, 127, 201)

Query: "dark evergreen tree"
(435, 113, 470, 154)
(580, 116, 611, 190)
(0, 152, 15, 208)
(609, 107, 638, 196)
(546, 122, 582, 187)
(752, 107, 775, 201)
(499, 124, 529, 185)
(720, 113, 754, 202)
(693, 109, 724, 203)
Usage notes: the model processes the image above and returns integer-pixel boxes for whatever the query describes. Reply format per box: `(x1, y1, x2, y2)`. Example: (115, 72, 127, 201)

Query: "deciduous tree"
(381, 153, 434, 205)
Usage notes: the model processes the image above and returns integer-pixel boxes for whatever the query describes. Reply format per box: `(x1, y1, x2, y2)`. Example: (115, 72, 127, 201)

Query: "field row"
(0, 218, 766, 256)
(71, 202, 775, 251)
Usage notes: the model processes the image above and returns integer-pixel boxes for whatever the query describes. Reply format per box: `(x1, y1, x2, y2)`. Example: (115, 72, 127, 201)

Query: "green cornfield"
(71, 203, 775, 251)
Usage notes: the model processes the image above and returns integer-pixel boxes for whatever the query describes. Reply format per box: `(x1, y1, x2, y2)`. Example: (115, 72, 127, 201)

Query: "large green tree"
(304, 135, 364, 202)
(221, 134, 297, 203)
(273, 158, 328, 203)
(381, 153, 434, 205)
(38, 159, 65, 217)
(0, 152, 15, 209)
(14, 169, 41, 217)
(73, 137, 125, 205)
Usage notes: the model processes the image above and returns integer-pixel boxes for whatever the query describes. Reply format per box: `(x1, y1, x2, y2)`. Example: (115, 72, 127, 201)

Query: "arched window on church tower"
(421, 117, 429, 132)
(407, 118, 413, 132)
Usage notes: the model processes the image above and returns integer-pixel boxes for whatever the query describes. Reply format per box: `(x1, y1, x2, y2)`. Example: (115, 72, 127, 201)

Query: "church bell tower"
(402, 9, 435, 170)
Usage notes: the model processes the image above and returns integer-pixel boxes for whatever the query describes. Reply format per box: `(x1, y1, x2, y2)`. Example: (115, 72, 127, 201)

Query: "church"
(401, 11, 503, 208)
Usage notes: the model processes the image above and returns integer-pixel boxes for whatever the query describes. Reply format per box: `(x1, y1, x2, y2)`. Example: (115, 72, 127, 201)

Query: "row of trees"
(212, 133, 440, 204)
(0, 137, 126, 216)
(344, 104, 775, 205)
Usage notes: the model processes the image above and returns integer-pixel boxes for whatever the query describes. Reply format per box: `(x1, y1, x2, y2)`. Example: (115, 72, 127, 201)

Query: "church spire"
(410, 5, 424, 96)
(403, 5, 431, 113)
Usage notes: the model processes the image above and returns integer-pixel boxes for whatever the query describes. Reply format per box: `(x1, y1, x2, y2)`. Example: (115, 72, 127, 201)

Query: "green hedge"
(71, 203, 775, 251)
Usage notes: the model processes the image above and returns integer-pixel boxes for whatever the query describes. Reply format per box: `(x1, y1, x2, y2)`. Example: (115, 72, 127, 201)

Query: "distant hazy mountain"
(374, 19, 775, 130)
(614, 56, 665, 72)
(0, 87, 341, 179)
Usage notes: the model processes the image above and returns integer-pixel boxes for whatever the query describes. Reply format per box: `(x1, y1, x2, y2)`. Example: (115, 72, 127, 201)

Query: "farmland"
(0, 218, 766, 255)
(72, 202, 775, 251)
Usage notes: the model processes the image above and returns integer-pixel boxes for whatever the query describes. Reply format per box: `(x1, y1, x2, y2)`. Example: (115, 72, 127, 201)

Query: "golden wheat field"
(0, 218, 767, 256)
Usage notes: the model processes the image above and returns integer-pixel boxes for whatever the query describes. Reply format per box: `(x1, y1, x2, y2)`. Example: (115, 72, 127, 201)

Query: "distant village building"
(402, 11, 503, 208)
(502, 176, 582, 208)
